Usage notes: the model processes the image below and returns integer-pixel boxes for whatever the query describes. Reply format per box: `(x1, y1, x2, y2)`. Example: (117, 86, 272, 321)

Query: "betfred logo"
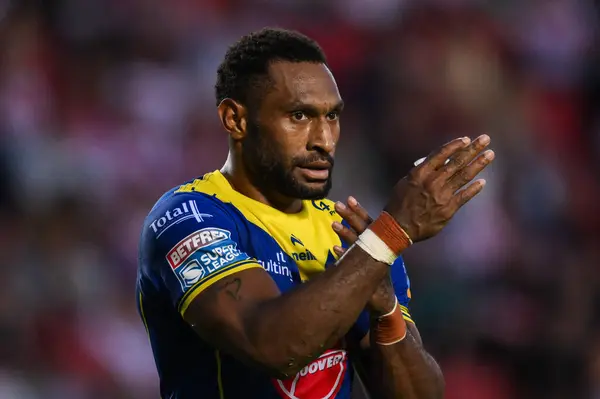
(166, 228, 230, 268)
(274, 349, 347, 399)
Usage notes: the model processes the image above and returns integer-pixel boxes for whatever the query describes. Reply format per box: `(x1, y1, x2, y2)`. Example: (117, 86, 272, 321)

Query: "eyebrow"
(286, 100, 345, 112)
(332, 100, 345, 111)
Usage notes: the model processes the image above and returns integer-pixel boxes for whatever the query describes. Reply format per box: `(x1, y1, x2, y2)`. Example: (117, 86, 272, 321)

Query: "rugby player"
(137, 28, 494, 398)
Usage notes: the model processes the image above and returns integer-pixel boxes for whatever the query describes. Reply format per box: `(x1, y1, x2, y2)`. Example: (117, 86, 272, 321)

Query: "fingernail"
(479, 134, 490, 145)
(332, 222, 343, 231)
(348, 196, 357, 206)
(462, 137, 471, 144)
(336, 201, 346, 210)
(484, 150, 495, 160)
(334, 246, 345, 255)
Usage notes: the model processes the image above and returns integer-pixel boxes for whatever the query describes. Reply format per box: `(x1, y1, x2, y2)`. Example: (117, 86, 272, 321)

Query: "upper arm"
(147, 195, 281, 363)
(184, 267, 282, 371)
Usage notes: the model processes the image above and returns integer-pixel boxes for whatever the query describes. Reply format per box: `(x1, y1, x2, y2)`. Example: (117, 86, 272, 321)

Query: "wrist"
(368, 296, 397, 316)
(355, 211, 412, 265)
(368, 278, 396, 315)
(371, 297, 407, 345)
(369, 211, 413, 253)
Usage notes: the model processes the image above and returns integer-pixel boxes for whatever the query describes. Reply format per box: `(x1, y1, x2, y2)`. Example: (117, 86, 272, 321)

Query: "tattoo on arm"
(218, 278, 242, 301)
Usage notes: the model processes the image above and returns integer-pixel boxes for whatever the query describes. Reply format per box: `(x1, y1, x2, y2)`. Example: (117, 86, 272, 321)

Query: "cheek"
(328, 122, 341, 155)
(332, 123, 341, 144)
(273, 122, 310, 155)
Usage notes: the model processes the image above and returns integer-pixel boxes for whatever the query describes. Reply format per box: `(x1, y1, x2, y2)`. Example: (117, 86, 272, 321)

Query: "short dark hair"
(215, 28, 327, 107)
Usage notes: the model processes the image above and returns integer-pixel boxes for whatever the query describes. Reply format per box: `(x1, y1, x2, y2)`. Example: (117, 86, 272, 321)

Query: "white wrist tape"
(355, 228, 398, 265)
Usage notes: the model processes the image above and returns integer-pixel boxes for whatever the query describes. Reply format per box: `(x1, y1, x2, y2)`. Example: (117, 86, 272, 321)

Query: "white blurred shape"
(0, 371, 37, 399)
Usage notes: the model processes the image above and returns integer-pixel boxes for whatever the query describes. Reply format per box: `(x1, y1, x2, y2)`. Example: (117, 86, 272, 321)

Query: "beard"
(241, 122, 334, 200)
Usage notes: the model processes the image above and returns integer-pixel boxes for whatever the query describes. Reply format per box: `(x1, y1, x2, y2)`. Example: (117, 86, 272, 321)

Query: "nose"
(308, 120, 335, 154)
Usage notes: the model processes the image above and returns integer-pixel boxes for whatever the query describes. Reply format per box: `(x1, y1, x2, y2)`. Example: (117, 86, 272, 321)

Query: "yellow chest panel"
(175, 171, 342, 281)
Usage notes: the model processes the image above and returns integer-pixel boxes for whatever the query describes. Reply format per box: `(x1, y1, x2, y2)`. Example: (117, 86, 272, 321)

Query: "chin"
(294, 180, 331, 200)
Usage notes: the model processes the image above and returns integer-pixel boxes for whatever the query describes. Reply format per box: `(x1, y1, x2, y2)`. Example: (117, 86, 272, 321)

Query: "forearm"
(368, 323, 444, 399)
(245, 246, 389, 377)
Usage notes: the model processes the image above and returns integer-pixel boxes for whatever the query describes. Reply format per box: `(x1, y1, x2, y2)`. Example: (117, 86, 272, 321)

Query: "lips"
(301, 161, 331, 169)
(297, 162, 331, 181)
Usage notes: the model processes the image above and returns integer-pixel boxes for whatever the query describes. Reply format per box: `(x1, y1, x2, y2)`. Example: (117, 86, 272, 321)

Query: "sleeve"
(389, 256, 414, 324)
(147, 194, 263, 315)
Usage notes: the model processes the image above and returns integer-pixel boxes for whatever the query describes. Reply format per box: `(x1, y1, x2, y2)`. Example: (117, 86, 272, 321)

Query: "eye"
(291, 111, 308, 121)
(326, 111, 339, 121)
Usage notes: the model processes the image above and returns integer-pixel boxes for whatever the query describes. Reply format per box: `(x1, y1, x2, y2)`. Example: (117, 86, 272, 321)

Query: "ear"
(217, 98, 247, 140)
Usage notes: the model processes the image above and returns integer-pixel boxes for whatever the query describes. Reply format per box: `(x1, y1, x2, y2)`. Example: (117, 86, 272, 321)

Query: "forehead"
(262, 61, 341, 109)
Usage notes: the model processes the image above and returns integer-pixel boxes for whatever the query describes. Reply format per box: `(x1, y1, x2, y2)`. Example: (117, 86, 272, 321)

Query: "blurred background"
(1, 0, 599, 398)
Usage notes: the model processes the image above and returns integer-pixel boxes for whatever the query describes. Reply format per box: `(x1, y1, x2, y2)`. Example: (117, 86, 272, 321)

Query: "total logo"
(149, 200, 212, 238)
(274, 349, 348, 399)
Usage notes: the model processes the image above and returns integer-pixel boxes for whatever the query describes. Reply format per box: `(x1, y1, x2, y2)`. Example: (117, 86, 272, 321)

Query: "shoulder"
(140, 177, 248, 260)
(138, 181, 262, 312)
(139, 181, 250, 274)
(145, 190, 231, 238)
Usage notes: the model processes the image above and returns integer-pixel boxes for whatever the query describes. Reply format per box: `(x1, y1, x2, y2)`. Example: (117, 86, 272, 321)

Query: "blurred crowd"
(1, 0, 599, 398)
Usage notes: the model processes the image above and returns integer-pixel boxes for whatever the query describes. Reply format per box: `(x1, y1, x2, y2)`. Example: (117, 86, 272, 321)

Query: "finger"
(333, 245, 346, 257)
(451, 179, 487, 209)
(446, 149, 495, 192)
(439, 134, 491, 178)
(420, 137, 471, 171)
(415, 157, 450, 167)
(347, 197, 373, 224)
(332, 221, 359, 244)
(335, 201, 369, 234)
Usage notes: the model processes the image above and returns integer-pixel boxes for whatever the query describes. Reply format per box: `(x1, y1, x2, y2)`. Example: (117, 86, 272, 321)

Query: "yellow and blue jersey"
(136, 170, 412, 399)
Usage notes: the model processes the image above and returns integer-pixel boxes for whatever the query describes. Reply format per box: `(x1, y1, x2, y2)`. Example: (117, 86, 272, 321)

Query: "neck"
(220, 152, 304, 214)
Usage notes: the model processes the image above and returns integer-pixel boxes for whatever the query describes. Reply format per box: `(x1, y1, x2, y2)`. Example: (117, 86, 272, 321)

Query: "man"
(136, 28, 494, 399)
